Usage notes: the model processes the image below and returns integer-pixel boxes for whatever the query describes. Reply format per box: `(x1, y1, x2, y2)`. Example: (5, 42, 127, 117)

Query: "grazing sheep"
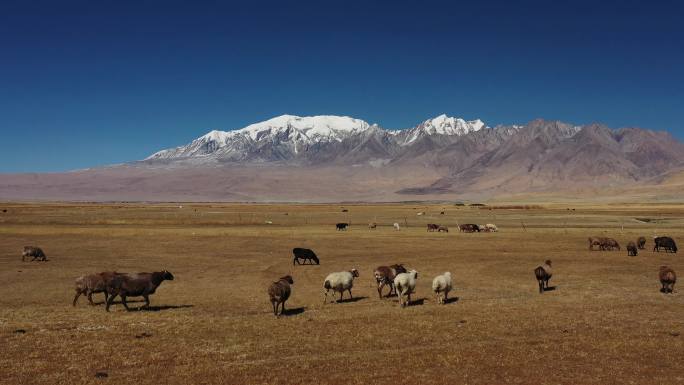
(394, 270, 418, 307)
(437, 225, 449, 233)
(603, 238, 620, 250)
(588, 237, 605, 250)
(393, 223, 400, 231)
(654, 236, 678, 253)
(627, 241, 638, 256)
(267, 275, 294, 316)
(427, 224, 439, 232)
(431, 272, 452, 304)
(368, 222, 377, 229)
(659, 266, 676, 294)
(637, 236, 646, 250)
(374, 264, 407, 298)
(534, 260, 552, 294)
(459, 224, 480, 233)
(105, 270, 174, 312)
(323, 269, 359, 304)
(417, 212, 425, 216)
(485, 223, 498, 232)
(292, 248, 320, 265)
(22, 246, 46, 262)
(336, 223, 349, 231)
(73, 272, 123, 306)
(268, 275, 294, 316)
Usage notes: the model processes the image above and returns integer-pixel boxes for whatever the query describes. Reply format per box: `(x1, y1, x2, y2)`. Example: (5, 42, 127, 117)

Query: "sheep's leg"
(339, 291, 343, 302)
(272, 301, 277, 315)
(377, 283, 383, 299)
(407, 293, 411, 306)
(323, 290, 328, 305)
(121, 295, 130, 311)
(73, 291, 82, 307)
(281, 300, 286, 314)
(105, 293, 116, 312)
(103, 291, 109, 304)
(142, 294, 150, 308)
(348, 288, 353, 300)
(87, 291, 95, 306)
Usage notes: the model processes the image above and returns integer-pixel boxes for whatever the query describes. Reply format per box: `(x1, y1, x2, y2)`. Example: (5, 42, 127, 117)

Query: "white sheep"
(393, 223, 400, 231)
(394, 270, 418, 307)
(485, 223, 498, 232)
(432, 272, 452, 304)
(323, 269, 359, 304)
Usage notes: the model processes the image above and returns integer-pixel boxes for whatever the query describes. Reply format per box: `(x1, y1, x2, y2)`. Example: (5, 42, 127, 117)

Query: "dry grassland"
(0, 202, 683, 384)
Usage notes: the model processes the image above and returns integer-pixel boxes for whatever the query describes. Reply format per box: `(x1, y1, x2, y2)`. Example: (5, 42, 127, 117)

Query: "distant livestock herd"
(19, 222, 679, 314)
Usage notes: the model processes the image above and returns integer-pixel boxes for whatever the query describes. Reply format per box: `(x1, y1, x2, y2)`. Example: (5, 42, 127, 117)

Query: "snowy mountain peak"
(146, 114, 488, 161)
(402, 115, 487, 144)
(236, 114, 372, 141)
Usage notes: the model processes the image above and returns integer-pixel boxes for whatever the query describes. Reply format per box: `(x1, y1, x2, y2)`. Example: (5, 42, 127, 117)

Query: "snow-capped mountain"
(3, 114, 684, 202)
(145, 114, 486, 163)
(399, 115, 486, 145)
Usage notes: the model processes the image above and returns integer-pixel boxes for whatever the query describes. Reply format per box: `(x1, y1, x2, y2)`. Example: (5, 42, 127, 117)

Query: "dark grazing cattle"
(292, 248, 319, 265)
(336, 223, 349, 231)
(637, 236, 646, 250)
(659, 266, 676, 293)
(427, 224, 439, 232)
(374, 264, 407, 298)
(105, 271, 174, 312)
(534, 260, 552, 294)
(459, 224, 480, 233)
(653, 236, 678, 253)
(73, 272, 123, 306)
(437, 225, 449, 233)
(626, 241, 638, 256)
(268, 275, 294, 316)
(22, 246, 47, 262)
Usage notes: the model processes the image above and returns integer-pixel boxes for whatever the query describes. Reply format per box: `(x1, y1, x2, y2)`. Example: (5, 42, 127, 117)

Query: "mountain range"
(1, 114, 683, 202)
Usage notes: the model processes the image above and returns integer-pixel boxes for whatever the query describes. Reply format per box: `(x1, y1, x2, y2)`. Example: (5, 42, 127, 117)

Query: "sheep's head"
(443, 272, 451, 277)
(280, 275, 294, 284)
(545, 260, 552, 266)
(350, 269, 359, 278)
(161, 270, 175, 281)
(410, 270, 418, 279)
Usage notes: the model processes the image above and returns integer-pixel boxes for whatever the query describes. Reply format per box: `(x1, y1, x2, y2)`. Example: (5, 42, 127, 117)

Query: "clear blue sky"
(1, 0, 683, 172)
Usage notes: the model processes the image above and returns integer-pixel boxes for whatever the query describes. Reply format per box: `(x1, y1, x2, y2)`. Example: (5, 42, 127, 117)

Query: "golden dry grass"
(1, 202, 683, 384)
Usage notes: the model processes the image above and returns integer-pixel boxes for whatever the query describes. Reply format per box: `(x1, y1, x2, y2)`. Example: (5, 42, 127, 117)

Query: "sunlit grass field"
(0, 202, 682, 384)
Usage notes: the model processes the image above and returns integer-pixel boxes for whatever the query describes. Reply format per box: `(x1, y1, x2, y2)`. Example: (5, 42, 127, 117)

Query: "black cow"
(654, 237, 678, 253)
(293, 248, 320, 265)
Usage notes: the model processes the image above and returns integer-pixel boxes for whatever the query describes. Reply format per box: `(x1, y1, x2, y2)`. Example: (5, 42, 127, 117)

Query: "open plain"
(0, 202, 683, 384)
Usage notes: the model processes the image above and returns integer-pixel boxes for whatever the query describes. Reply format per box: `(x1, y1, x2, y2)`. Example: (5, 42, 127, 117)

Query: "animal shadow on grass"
(543, 286, 557, 292)
(281, 307, 306, 316)
(334, 296, 368, 304)
(659, 288, 674, 294)
(407, 297, 426, 306)
(443, 296, 460, 304)
(136, 304, 194, 312)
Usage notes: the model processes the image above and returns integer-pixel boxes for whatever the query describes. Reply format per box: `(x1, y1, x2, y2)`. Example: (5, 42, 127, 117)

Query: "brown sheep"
(427, 224, 439, 232)
(637, 236, 646, 250)
(659, 266, 676, 294)
(268, 275, 294, 316)
(73, 272, 123, 306)
(22, 246, 47, 262)
(626, 241, 638, 256)
(588, 237, 606, 251)
(534, 260, 552, 294)
(105, 271, 174, 312)
(374, 264, 407, 298)
(603, 238, 620, 251)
